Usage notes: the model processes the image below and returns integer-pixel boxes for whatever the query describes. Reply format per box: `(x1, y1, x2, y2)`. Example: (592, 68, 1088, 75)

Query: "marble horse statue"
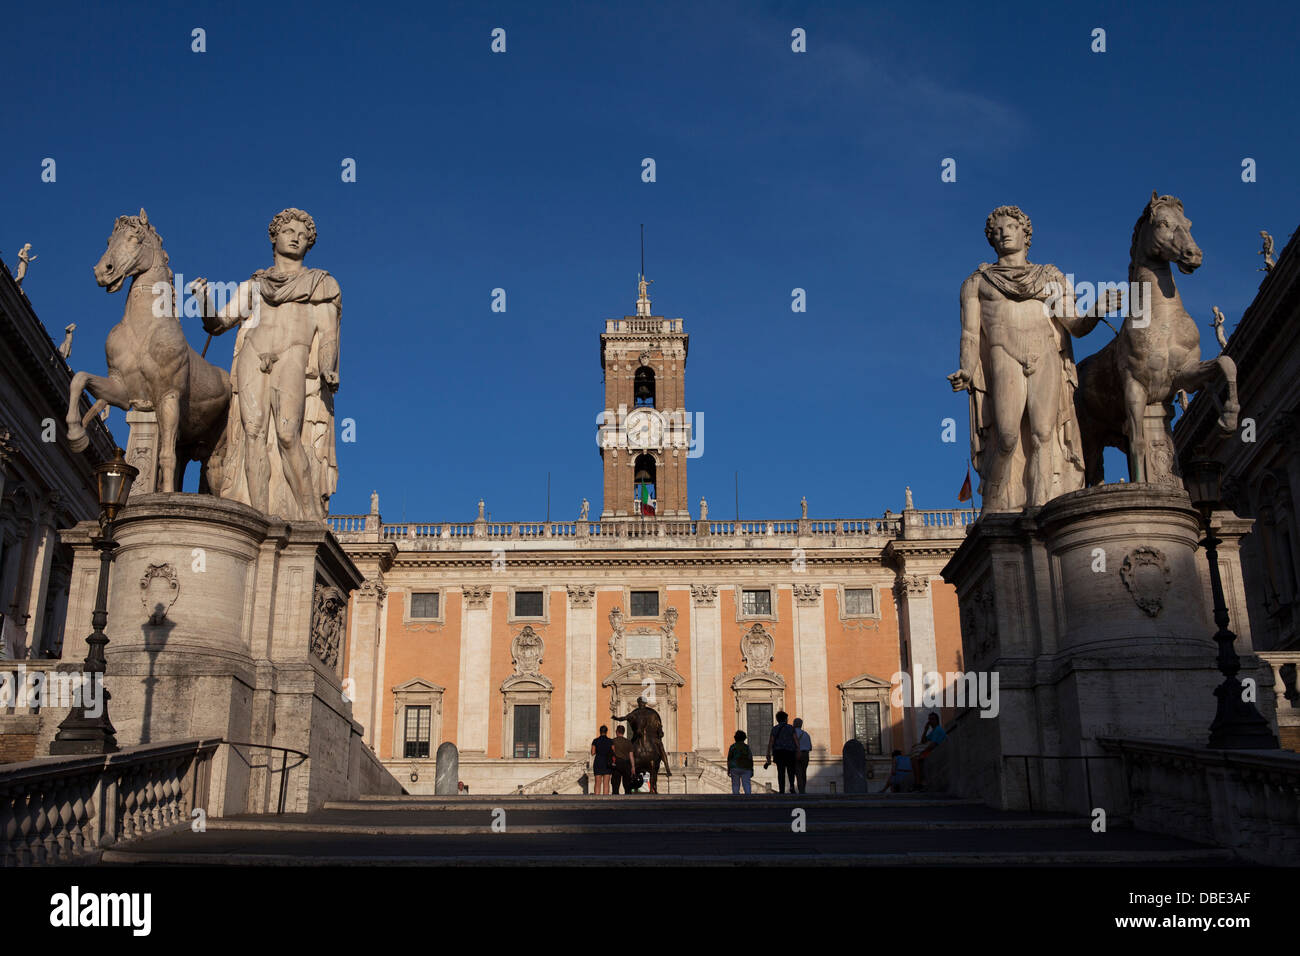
(65, 209, 231, 492)
(1074, 192, 1239, 486)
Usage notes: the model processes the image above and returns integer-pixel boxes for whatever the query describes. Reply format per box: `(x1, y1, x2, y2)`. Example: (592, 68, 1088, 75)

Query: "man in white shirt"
(792, 717, 813, 794)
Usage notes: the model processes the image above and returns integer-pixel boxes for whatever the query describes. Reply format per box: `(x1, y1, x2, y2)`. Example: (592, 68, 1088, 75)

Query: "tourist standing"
(913, 712, 947, 791)
(765, 710, 799, 794)
(609, 725, 636, 794)
(590, 725, 614, 795)
(727, 730, 754, 794)
(792, 717, 812, 794)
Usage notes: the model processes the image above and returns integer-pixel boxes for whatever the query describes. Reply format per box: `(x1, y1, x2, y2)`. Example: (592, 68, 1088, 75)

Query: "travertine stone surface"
(49, 494, 392, 813)
(942, 484, 1278, 813)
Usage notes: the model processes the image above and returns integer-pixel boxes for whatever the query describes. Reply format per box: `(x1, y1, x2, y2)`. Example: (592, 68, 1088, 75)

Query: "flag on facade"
(957, 467, 972, 503)
(639, 483, 655, 515)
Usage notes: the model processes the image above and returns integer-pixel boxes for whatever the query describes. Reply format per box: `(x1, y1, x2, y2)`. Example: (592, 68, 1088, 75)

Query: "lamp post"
(50, 448, 137, 755)
(1183, 459, 1278, 749)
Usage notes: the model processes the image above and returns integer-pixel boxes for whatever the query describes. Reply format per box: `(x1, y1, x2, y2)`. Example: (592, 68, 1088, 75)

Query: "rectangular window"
(844, 588, 874, 616)
(741, 589, 772, 616)
(746, 702, 773, 750)
(853, 701, 883, 755)
(514, 590, 544, 617)
(513, 704, 540, 758)
(410, 592, 439, 618)
(404, 705, 431, 759)
(629, 590, 659, 617)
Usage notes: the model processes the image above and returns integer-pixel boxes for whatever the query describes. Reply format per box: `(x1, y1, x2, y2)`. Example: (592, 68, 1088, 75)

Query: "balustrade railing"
(0, 738, 219, 866)
(328, 509, 968, 544)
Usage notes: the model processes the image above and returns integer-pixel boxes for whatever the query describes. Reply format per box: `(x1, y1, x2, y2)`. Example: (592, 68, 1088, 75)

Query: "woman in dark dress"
(590, 725, 615, 795)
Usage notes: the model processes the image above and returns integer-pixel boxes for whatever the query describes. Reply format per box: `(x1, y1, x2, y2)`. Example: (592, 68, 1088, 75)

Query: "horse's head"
(1131, 191, 1202, 275)
(94, 208, 168, 293)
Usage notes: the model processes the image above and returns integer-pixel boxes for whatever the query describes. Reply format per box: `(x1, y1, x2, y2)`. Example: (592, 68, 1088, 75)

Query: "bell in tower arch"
(634, 365, 656, 407)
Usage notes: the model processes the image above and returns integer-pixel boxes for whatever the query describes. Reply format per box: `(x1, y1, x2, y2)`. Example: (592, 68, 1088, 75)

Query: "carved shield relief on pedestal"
(1120, 546, 1171, 617)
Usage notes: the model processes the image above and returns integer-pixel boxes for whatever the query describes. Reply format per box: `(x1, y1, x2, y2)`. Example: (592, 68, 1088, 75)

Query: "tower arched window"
(634, 366, 656, 408)
(634, 454, 657, 515)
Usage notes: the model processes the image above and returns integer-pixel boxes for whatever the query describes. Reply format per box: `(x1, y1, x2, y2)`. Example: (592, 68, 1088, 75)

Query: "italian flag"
(639, 484, 655, 516)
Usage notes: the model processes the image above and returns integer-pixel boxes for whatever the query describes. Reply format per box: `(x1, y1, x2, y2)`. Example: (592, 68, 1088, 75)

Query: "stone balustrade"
(1258, 651, 1300, 752)
(1097, 737, 1300, 865)
(327, 509, 973, 549)
(0, 738, 219, 865)
(604, 317, 684, 334)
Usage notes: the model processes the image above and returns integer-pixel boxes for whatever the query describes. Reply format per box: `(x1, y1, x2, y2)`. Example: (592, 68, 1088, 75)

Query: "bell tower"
(599, 275, 691, 519)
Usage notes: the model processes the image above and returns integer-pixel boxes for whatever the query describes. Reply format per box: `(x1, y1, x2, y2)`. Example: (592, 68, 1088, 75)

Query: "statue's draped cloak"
(966, 261, 1085, 505)
(218, 267, 341, 519)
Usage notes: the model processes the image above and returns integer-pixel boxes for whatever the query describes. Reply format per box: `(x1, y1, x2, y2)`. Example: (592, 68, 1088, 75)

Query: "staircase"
(519, 758, 589, 794)
(95, 792, 1241, 865)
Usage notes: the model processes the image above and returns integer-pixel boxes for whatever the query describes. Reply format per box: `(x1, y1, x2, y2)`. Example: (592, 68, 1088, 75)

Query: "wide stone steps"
(97, 793, 1241, 865)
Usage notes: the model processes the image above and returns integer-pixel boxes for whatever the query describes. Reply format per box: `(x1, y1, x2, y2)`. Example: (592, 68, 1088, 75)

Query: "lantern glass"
(96, 448, 138, 522)
(1184, 459, 1223, 514)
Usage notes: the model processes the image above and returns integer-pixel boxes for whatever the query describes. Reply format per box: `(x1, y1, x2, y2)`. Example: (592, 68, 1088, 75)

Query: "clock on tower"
(598, 275, 690, 519)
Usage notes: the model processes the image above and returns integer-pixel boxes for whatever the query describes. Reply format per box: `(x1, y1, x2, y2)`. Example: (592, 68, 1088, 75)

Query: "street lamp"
(50, 448, 137, 755)
(1184, 459, 1278, 749)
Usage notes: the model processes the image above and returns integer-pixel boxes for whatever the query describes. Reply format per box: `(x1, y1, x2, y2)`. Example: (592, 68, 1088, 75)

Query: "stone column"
(792, 584, 831, 756)
(347, 578, 387, 748)
(21, 520, 56, 658)
(689, 584, 722, 755)
(456, 585, 493, 753)
(564, 585, 597, 755)
(894, 573, 937, 743)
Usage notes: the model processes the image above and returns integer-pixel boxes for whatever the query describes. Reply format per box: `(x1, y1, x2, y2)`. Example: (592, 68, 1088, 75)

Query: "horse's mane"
(1129, 194, 1184, 280)
(113, 214, 172, 272)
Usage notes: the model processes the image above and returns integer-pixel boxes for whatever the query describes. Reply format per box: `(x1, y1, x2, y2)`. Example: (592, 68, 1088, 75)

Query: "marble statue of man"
(580, 498, 589, 520)
(196, 209, 340, 520)
(1211, 307, 1228, 352)
(57, 323, 75, 360)
(1259, 231, 1276, 272)
(948, 206, 1107, 513)
(14, 243, 36, 287)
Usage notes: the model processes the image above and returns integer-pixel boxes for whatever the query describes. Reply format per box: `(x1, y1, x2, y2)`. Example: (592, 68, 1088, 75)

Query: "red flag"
(957, 467, 972, 503)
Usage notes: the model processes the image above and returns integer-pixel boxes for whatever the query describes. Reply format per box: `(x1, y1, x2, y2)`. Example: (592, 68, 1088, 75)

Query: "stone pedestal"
(124, 409, 160, 496)
(45, 493, 397, 814)
(1138, 403, 1181, 488)
(942, 484, 1277, 813)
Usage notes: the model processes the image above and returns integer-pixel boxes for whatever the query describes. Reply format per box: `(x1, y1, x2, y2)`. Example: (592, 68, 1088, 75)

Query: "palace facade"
(333, 283, 972, 793)
(0, 254, 115, 663)
(1175, 223, 1300, 749)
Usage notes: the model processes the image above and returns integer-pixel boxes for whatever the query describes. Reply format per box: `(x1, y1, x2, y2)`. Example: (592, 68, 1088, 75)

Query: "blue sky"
(3, 0, 1295, 522)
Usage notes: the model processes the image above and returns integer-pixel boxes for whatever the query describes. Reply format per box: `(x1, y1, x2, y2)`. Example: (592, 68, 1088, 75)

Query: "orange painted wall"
(719, 587, 797, 748)
(485, 591, 568, 759)
(546, 589, 567, 758)
(823, 585, 904, 750)
(595, 589, 618, 721)
(931, 579, 963, 675)
(379, 588, 463, 760)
